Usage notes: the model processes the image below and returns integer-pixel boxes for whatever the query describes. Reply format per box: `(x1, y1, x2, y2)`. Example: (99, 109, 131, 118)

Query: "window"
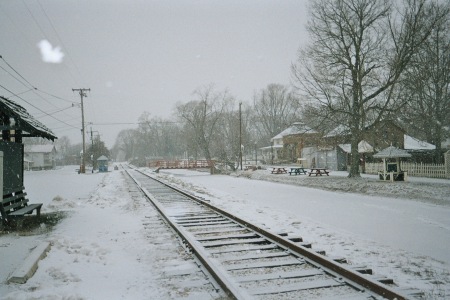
(387, 162, 398, 173)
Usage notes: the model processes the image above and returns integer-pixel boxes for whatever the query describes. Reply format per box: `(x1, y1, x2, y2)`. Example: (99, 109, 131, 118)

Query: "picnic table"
(289, 167, 307, 175)
(308, 168, 330, 176)
(271, 167, 287, 174)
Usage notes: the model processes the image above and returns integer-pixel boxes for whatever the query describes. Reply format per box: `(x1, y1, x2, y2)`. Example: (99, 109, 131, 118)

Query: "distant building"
(261, 122, 318, 163)
(268, 120, 436, 170)
(24, 144, 57, 170)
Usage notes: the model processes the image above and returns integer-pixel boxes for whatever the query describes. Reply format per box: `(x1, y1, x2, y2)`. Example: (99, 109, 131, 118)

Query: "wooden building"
(273, 120, 409, 170)
(1, 96, 56, 221)
(263, 122, 318, 163)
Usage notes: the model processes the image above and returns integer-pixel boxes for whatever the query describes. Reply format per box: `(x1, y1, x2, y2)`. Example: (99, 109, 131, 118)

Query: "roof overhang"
(0, 96, 57, 141)
(373, 146, 412, 158)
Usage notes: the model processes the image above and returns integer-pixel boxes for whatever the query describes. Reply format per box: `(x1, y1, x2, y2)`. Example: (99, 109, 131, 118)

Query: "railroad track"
(123, 165, 421, 300)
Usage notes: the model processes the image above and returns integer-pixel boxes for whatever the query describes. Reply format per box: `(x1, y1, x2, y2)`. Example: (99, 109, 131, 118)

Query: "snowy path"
(1, 167, 223, 299)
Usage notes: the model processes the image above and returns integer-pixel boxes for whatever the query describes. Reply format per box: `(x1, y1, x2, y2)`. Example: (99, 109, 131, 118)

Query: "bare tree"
(206, 99, 242, 169)
(54, 136, 71, 165)
(252, 83, 301, 143)
(292, 0, 449, 177)
(137, 112, 183, 160)
(112, 129, 138, 162)
(176, 85, 232, 161)
(401, 11, 450, 163)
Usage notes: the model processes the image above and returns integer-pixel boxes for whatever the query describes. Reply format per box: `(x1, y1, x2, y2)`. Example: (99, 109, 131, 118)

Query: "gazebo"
(373, 146, 411, 181)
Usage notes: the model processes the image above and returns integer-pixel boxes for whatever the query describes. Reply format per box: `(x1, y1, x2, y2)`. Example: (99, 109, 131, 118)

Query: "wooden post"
(0, 151, 3, 198)
(0, 151, 4, 222)
(445, 150, 450, 179)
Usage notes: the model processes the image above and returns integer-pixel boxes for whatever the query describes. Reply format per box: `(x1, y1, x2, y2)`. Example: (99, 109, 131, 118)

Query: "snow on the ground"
(151, 167, 450, 299)
(0, 165, 449, 299)
(1, 166, 224, 299)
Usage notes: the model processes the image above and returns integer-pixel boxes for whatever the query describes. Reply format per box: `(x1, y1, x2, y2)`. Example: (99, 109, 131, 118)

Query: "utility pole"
(239, 102, 242, 170)
(90, 127, 99, 172)
(72, 88, 90, 174)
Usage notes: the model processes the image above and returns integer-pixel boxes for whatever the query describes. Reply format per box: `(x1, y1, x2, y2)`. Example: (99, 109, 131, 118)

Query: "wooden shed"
(1, 96, 57, 222)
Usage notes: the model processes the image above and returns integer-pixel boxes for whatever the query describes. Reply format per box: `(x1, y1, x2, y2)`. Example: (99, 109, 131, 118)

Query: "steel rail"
(126, 166, 411, 300)
(125, 168, 249, 299)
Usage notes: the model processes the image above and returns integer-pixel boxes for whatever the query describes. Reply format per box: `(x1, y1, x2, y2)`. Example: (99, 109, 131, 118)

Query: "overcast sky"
(0, 0, 309, 147)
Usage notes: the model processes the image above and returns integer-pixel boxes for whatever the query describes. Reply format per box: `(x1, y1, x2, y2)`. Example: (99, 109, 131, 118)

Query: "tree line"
(112, 0, 449, 177)
(110, 83, 301, 169)
(28, 0, 450, 178)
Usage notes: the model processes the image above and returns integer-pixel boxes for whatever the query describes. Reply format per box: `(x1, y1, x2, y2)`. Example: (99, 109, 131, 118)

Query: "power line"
(16, 0, 81, 86)
(34, 104, 75, 118)
(21, 0, 48, 40)
(1, 55, 75, 103)
(0, 55, 35, 88)
(91, 121, 180, 126)
(0, 82, 79, 130)
(0, 54, 80, 130)
(36, 0, 82, 86)
(0, 4, 38, 50)
(34, 88, 75, 104)
(0, 56, 84, 137)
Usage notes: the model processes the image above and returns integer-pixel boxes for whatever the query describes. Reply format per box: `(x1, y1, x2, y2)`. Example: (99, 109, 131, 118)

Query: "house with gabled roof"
(270, 119, 435, 170)
(24, 144, 57, 170)
(262, 122, 318, 164)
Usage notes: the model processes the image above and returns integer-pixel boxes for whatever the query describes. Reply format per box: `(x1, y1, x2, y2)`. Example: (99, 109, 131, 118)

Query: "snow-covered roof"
(325, 124, 350, 138)
(404, 135, 435, 150)
(97, 155, 109, 161)
(373, 146, 412, 158)
(338, 140, 374, 153)
(260, 145, 283, 150)
(271, 122, 316, 142)
(26, 144, 56, 153)
(0, 96, 57, 141)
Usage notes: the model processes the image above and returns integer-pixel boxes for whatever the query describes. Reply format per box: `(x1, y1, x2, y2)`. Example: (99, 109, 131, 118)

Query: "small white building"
(24, 144, 57, 170)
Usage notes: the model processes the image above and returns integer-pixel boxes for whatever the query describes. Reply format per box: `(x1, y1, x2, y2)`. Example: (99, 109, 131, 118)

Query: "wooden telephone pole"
(72, 88, 90, 173)
(239, 102, 242, 170)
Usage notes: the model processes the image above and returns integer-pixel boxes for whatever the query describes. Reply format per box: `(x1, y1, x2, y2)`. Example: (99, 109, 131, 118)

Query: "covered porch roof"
(1, 96, 57, 141)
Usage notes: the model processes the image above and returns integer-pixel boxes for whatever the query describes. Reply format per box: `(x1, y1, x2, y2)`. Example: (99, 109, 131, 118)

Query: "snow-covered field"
(1, 165, 449, 299)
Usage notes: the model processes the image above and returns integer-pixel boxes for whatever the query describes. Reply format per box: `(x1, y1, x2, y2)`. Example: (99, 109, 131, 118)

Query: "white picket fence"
(365, 162, 447, 179)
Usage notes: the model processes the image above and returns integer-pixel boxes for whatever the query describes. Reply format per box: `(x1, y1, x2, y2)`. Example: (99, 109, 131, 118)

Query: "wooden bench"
(1, 188, 42, 224)
(308, 168, 330, 176)
(271, 167, 287, 174)
(289, 167, 307, 175)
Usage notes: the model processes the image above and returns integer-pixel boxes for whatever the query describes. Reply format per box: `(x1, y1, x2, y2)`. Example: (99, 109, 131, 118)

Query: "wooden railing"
(148, 160, 215, 169)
